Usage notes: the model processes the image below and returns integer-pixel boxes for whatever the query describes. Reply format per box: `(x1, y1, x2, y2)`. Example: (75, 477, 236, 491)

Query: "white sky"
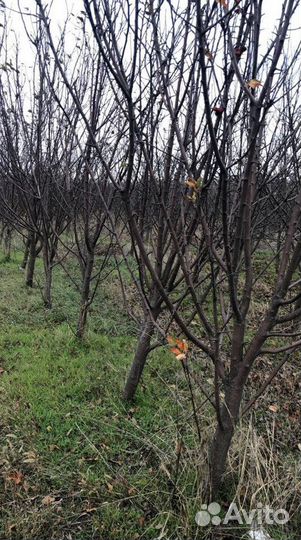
(0, 0, 300, 166)
(3, 0, 301, 67)
(1, 0, 300, 111)
(3, 1, 80, 68)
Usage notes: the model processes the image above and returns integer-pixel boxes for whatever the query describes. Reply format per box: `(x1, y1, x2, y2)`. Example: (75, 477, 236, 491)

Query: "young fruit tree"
(35, 0, 301, 497)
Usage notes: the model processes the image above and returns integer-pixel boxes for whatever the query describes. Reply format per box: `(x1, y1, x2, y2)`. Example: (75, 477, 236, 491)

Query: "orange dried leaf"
(247, 78, 263, 89)
(175, 338, 188, 353)
(216, 0, 228, 8)
(7, 471, 24, 485)
(168, 336, 188, 360)
(185, 178, 198, 190)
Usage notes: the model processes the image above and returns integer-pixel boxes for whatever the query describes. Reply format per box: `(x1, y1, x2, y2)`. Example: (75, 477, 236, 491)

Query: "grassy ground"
(0, 248, 300, 540)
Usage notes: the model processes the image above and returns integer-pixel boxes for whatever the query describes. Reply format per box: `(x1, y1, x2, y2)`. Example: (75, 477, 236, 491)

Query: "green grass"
(0, 250, 208, 540)
(0, 248, 300, 539)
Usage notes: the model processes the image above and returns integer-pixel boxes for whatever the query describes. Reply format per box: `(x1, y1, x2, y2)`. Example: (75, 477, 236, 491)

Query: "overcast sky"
(2, 1, 301, 77)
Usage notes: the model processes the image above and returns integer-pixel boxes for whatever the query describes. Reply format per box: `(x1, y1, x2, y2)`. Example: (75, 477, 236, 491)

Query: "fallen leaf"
(42, 495, 55, 506)
(7, 471, 24, 485)
(139, 516, 146, 527)
(23, 451, 38, 464)
(81, 506, 97, 515)
(175, 440, 183, 454)
(268, 404, 278, 413)
(49, 444, 60, 452)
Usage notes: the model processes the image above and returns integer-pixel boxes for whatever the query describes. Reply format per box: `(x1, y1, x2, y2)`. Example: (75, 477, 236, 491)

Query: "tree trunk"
(42, 242, 54, 309)
(43, 264, 53, 308)
(123, 311, 158, 401)
(76, 252, 94, 339)
(4, 226, 12, 261)
(275, 227, 281, 274)
(210, 382, 244, 497)
(20, 237, 30, 270)
(26, 233, 36, 287)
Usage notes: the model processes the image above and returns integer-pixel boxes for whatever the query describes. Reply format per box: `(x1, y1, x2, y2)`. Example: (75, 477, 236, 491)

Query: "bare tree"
(32, 0, 301, 498)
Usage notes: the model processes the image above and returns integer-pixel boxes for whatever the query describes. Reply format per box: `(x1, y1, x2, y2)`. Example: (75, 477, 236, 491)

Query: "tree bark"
(4, 226, 12, 261)
(76, 251, 94, 339)
(43, 264, 53, 308)
(26, 233, 37, 287)
(42, 241, 55, 309)
(20, 237, 30, 270)
(123, 311, 159, 401)
(210, 381, 244, 497)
